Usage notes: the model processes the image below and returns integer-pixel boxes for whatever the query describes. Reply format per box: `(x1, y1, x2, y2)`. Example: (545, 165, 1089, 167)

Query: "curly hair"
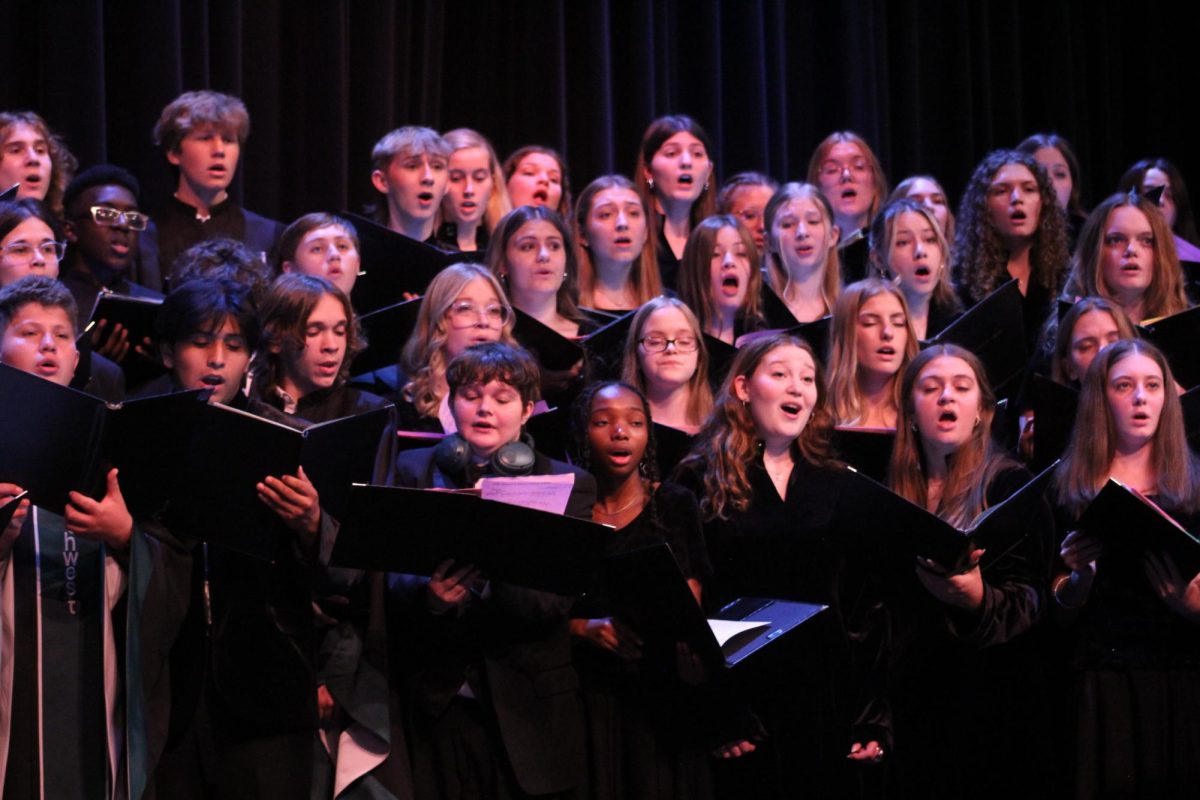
(679, 333, 837, 520)
(0, 111, 78, 218)
(1056, 339, 1200, 517)
(570, 380, 662, 484)
(952, 150, 1070, 305)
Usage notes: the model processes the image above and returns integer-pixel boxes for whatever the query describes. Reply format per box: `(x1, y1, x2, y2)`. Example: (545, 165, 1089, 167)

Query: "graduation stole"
(12, 507, 108, 798)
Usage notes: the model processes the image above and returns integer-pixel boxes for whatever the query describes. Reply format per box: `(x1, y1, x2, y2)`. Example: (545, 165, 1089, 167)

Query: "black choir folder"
(85, 291, 168, 387)
(330, 483, 610, 595)
(0, 362, 203, 511)
(840, 460, 1058, 570)
(344, 212, 456, 313)
(831, 426, 895, 483)
(1137, 306, 1200, 390)
(924, 279, 1026, 391)
(598, 543, 827, 671)
(167, 402, 393, 561)
(1076, 479, 1200, 581)
(352, 296, 423, 375)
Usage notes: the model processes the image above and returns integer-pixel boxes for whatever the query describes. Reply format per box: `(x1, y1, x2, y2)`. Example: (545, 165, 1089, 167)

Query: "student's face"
(889, 210, 943, 298)
(1142, 168, 1177, 230)
(453, 379, 534, 459)
(586, 384, 649, 481)
(65, 185, 141, 275)
(280, 294, 348, 399)
(728, 184, 775, 254)
(902, 177, 951, 235)
(507, 153, 563, 210)
(0, 122, 52, 201)
(163, 317, 250, 405)
(501, 219, 565, 304)
(734, 344, 819, 452)
(816, 141, 875, 230)
(583, 186, 647, 270)
(771, 196, 838, 278)
(709, 225, 751, 315)
(0, 302, 78, 387)
(0, 217, 60, 285)
(282, 224, 359, 296)
(855, 293, 908, 380)
(912, 355, 983, 457)
(443, 147, 494, 226)
(986, 163, 1042, 245)
(637, 305, 699, 394)
(646, 132, 712, 207)
(442, 277, 506, 360)
(372, 151, 449, 226)
(1034, 147, 1073, 211)
(168, 123, 240, 195)
(1099, 206, 1155, 308)
(1105, 352, 1165, 452)
(1066, 309, 1121, 383)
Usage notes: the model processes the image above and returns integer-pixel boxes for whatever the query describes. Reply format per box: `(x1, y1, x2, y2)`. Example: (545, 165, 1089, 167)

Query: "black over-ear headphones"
(434, 429, 537, 480)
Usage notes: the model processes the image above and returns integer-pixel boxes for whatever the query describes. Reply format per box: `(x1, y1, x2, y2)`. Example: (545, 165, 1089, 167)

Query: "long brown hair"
(890, 344, 1014, 527)
(486, 205, 584, 324)
(677, 215, 763, 336)
(826, 279, 919, 426)
(679, 333, 836, 520)
(573, 175, 662, 307)
(1049, 297, 1136, 385)
(1055, 339, 1200, 517)
(635, 115, 717, 236)
(1063, 192, 1190, 322)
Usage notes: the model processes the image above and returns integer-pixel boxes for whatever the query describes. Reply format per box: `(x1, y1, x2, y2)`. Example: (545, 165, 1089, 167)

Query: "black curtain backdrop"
(2, 0, 1192, 226)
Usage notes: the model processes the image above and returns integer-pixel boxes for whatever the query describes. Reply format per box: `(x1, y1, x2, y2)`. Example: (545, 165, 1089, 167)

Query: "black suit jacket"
(388, 446, 595, 796)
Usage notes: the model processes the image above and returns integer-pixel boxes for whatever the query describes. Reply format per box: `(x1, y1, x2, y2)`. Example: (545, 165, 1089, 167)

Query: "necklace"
(594, 492, 647, 517)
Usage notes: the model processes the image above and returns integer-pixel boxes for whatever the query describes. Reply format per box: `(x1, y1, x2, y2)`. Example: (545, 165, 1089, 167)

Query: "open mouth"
(938, 410, 958, 423)
(461, 200, 477, 211)
(1132, 411, 1151, 421)
(36, 359, 58, 375)
(841, 188, 858, 200)
(877, 346, 895, 356)
(208, 165, 227, 177)
(720, 274, 741, 297)
(614, 236, 632, 246)
(1010, 210, 1027, 223)
(678, 174, 694, 186)
(914, 266, 931, 277)
(417, 192, 434, 203)
(533, 189, 549, 203)
(1120, 262, 1142, 273)
(200, 374, 225, 387)
(781, 402, 802, 416)
(23, 173, 42, 186)
(608, 448, 634, 465)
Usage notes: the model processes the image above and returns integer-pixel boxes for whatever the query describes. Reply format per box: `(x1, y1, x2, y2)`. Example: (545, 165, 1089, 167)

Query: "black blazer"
(388, 446, 596, 796)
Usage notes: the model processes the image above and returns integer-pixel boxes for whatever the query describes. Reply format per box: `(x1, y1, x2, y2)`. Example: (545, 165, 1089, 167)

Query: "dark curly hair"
(952, 150, 1070, 305)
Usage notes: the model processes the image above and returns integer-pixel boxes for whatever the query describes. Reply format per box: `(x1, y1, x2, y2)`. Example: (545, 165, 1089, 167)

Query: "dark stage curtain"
(1, 0, 1190, 224)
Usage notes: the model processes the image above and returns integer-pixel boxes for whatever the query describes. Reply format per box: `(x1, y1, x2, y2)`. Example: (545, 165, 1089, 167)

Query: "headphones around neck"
(434, 428, 537, 481)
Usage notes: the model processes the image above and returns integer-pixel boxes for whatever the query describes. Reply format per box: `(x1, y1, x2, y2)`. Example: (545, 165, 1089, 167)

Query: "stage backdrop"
(1, 0, 1190, 225)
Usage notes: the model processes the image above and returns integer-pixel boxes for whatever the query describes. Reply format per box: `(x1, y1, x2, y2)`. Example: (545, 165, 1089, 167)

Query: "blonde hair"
(401, 263, 516, 417)
(826, 279, 919, 425)
(442, 128, 512, 234)
(762, 182, 842, 313)
(869, 198, 960, 314)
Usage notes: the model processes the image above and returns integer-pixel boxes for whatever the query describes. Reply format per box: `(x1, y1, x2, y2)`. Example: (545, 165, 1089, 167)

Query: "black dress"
(570, 482, 714, 800)
(1056, 499, 1200, 799)
(883, 466, 1055, 799)
(675, 455, 887, 799)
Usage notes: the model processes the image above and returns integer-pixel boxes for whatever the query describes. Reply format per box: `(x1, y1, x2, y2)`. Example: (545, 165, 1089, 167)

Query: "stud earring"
(704, 180, 710, 192)
(647, 178, 655, 191)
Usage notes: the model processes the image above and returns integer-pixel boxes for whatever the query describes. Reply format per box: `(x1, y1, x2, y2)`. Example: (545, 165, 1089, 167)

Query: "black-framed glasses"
(638, 334, 699, 353)
(88, 206, 150, 231)
(1, 240, 66, 264)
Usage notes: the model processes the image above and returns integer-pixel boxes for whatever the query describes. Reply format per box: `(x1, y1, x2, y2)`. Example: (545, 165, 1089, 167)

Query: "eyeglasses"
(818, 159, 869, 178)
(88, 206, 150, 231)
(1, 240, 66, 264)
(639, 334, 698, 353)
(447, 301, 511, 329)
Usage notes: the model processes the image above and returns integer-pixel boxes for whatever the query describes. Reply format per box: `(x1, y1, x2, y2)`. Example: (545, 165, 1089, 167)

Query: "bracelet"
(1052, 573, 1086, 609)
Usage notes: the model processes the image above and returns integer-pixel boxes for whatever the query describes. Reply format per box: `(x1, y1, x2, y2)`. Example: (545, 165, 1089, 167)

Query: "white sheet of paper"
(706, 618, 771, 647)
(480, 473, 576, 515)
